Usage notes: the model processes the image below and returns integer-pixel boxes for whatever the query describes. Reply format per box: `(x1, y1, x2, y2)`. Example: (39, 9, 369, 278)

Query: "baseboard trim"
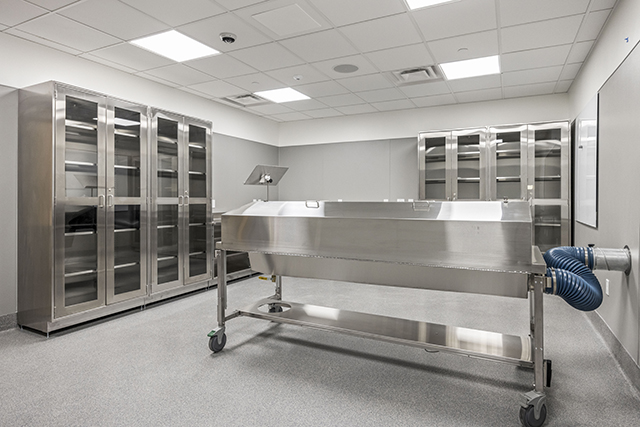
(586, 310, 640, 393)
(0, 313, 17, 332)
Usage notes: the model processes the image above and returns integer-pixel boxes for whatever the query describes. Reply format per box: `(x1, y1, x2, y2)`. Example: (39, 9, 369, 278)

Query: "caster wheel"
(519, 404, 547, 427)
(209, 333, 226, 353)
(268, 304, 283, 313)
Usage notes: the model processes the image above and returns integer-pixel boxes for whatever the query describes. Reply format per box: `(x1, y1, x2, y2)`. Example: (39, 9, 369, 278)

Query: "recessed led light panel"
(406, 0, 459, 10)
(254, 88, 310, 103)
(440, 55, 501, 80)
(130, 30, 220, 62)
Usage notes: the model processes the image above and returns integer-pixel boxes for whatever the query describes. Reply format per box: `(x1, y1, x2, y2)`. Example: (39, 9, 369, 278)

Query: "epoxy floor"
(1, 276, 639, 426)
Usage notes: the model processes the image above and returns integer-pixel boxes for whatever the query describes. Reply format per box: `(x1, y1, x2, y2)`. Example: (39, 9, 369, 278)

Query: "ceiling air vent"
(223, 94, 269, 107)
(389, 66, 442, 86)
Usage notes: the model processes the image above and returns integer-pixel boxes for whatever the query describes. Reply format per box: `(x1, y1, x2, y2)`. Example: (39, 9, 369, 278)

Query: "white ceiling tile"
(365, 44, 435, 72)
(336, 73, 393, 92)
(120, 0, 225, 27)
(447, 74, 502, 93)
(567, 40, 594, 63)
(7, 27, 82, 54)
(499, 0, 589, 27)
(317, 93, 365, 107)
(136, 72, 182, 88)
(503, 82, 556, 98)
(307, 0, 406, 27)
(590, 0, 617, 11)
(266, 64, 330, 86)
(143, 64, 214, 86)
(89, 43, 174, 71)
(184, 54, 257, 79)
(0, 0, 47, 26)
(0, 23, 9, 30)
(501, 15, 583, 53)
(311, 54, 378, 79)
(215, 0, 264, 10)
(411, 94, 456, 108)
(13, 14, 120, 52)
(339, 14, 423, 53)
(560, 63, 583, 80)
(247, 103, 294, 115)
(304, 108, 343, 118)
(372, 99, 415, 112)
(412, 0, 497, 41)
(59, 0, 168, 40)
(178, 13, 272, 53)
(502, 66, 563, 86)
(357, 87, 406, 103)
(25, 0, 80, 10)
(229, 43, 305, 71)
(427, 30, 498, 63)
(80, 52, 138, 73)
(292, 80, 349, 98)
(237, 0, 331, 39)
(336, 104, 378, 115)
(269, 111, 311, 121)
(187, 80, 246, 98)
(180, 86, 214, 98)
(279, 29, 358, 63)
(554, 80, 573, 92)
(399, 81, 451, 98)
(455, 87, 503, 103)
(577, 9, 611, 42)
(284, 99, 329, 111)
(501, 45, 572, 72)
(225, 72, 285, 92)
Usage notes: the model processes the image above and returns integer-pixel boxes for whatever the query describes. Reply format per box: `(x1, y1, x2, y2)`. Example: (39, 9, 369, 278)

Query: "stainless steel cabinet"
(150, 110, 212, 294)
(18, 82, 213, 332)
(419, 121, 570, 251)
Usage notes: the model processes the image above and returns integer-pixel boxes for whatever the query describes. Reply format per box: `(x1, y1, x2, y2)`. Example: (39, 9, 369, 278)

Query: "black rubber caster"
(519, 404, 547, 427)
(268, 304, 283, 313)
(209, 333, 227, 353)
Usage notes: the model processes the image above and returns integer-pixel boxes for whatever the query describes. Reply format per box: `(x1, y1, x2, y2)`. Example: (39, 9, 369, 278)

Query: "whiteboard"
(574, 94, 598, 228)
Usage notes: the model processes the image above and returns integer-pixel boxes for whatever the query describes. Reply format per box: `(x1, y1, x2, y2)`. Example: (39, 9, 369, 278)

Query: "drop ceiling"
(1, 0, 618, 122)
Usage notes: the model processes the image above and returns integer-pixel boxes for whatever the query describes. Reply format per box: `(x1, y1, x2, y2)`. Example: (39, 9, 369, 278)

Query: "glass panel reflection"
(425, 136, 446, 200)
(535, 128, 562, 199)
(65, 96, 98, 198)
(157, 118, 179, 198)
(189, 125, 207, 198)
(157, 205, 179, 284)
(457, 134, 480, 200)
(189, 204, 207, 277)
(64, 205, 98, 306)
(114, 108, 141, 197)
(114, 205, 141, 295)
(535, 205, 562, 252)
(496, 131, 522, 200)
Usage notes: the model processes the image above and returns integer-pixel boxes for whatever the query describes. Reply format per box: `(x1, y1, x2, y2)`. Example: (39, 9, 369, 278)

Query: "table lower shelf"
(236, 298, 533, 367)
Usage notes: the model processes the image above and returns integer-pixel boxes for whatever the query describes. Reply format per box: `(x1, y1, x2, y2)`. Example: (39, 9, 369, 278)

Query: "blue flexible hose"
(543, 246, 603, 311)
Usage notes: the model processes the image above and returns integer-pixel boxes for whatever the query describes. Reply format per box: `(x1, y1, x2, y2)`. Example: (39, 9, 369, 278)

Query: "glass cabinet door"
(451, 129, 486, 200)
(184, 121, 211, 283)
(489, 125, 527, 200)
(105, 102, 148, 303)
(151, 113, 184, 291)
(419, 131, 450, 200)
(54, 90, 107, 317)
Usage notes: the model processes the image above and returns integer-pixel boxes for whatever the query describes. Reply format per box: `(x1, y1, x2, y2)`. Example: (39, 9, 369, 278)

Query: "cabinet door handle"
(178, 196, 183, 206)
(107, 194, 113, 207)
(184, 195, 189, 205)
(98, 194, 105, 208)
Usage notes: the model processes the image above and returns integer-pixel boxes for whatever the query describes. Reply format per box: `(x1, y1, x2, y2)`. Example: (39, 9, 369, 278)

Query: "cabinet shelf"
(158, 168, 178, 174)
(189, 222, 206, 227)
(157, 136, 178, 145)
(157, 255, 178, 262)
(535, 223, 561, 228)
(458, 177, 480, 183)
(115, 164, 139, 170)
(535, 175, 561, 181)
(114, 228, 138, 233)
(188, 171, 206, 175)
(115, 129, 139, 138)
(188, 144, 205, 149)
(65, 230, 95, 237)
(114, 262, 138, 270)
(157, 224, 176, 229)
(496, 176, 521, 183)
(66, 120, 97, 131)
(425, 178, 445, 184)
(65, 269, 97, 278)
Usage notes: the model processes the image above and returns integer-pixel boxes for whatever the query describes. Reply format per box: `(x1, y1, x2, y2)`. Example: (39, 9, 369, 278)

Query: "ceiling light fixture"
(254, 88, 309, 103)
(130, 30, 220, 62)
(405, 0, 459, 10)
(440, 55, 501, 80)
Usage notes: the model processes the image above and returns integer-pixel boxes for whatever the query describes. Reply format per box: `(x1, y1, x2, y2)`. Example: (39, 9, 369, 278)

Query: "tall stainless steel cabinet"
(418, 128, 488, 200)
(18, 82, 149, 332)
(419, 121, 570, 251)
(149, 110, 212, 295)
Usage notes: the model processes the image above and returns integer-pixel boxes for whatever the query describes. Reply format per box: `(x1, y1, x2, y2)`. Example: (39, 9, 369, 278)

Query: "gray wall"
(0, 85, 18, 323)
(213, 133, 279, 213)
(574, 43, 640, 366)
(278, 138, 418, 202)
